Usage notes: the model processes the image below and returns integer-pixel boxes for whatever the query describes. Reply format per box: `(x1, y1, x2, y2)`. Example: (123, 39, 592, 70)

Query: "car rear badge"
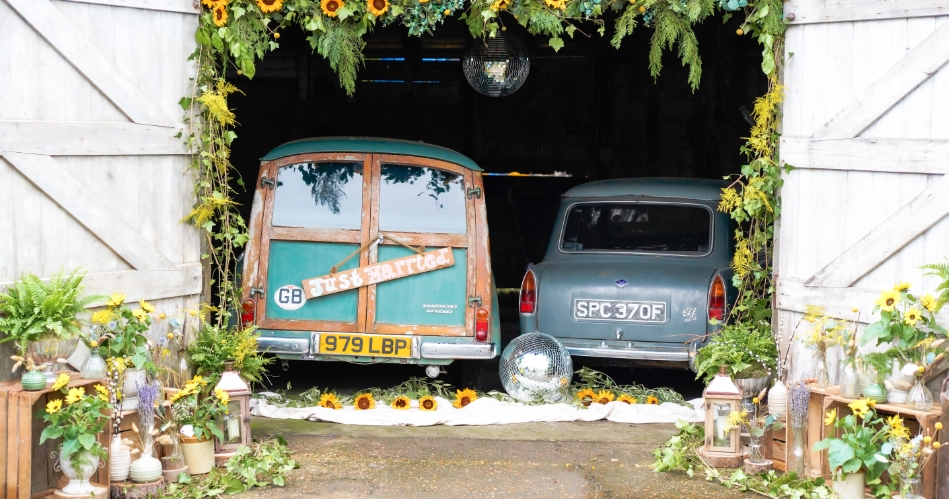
(615, 279, 628, 288)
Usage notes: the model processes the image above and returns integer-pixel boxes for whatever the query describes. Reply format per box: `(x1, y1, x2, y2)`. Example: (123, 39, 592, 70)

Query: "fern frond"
(611, 5, 638, 49)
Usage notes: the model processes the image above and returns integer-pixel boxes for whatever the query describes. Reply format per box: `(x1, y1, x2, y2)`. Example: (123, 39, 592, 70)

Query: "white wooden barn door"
(0, 0, 202, 379)
(776, 1, 949, 380)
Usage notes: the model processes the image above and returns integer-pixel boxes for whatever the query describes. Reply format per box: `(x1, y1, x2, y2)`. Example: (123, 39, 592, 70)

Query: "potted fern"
(0, 270, 102, 386)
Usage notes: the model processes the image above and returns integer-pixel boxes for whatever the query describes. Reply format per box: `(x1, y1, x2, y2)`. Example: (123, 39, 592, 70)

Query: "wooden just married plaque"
(301, 247, 455, 299)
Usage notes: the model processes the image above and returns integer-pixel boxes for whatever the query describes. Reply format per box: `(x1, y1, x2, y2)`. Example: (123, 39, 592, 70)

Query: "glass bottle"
(790, 423, 808, 477)
(814, 348, 830, 388)
(80, 347, 107, 379)
(747, 434, 766, 464)
(900, 474, 923, 499)
(839, 360, 861, 399)
(906, 378, 934, 410)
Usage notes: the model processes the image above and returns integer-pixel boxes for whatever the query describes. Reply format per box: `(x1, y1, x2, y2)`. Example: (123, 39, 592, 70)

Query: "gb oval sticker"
(273, 285, 306, 311)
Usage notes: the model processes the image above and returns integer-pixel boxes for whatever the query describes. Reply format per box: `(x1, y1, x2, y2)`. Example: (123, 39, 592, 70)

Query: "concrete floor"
(245, 418, 748, 499)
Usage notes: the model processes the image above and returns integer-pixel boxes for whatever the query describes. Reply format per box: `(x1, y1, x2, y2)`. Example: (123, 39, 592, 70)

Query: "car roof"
(563, 177, 727, 201)
(260, 137, 482, 172)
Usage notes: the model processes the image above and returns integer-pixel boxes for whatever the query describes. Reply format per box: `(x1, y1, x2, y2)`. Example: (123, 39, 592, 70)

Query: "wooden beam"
(805, 173, 949, 287)
(0, 264, 203, 303)
(0, 121, 187, 156)
(811, 21, 949, 140)
(784, 0, 948, 24)
(777, 277, 949, 324)
(59, 0, 200, 14)
(781, 135, 949, 174)
(0, 152, 177, 271)
(4, 0, 177, 127)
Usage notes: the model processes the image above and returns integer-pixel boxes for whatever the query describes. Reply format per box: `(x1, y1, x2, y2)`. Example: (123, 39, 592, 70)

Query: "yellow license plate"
(318, 333, 414, 358)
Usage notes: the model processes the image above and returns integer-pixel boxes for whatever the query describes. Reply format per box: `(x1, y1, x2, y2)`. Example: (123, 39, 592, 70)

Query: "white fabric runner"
(251, 395, 705, 426)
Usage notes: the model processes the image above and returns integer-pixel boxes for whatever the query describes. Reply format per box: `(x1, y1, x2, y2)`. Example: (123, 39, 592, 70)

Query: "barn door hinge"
(250, 287, 265, 298)
(466, 187, 482, 199)
(467, 296, 482, 307)
(260, 175, 275, 190)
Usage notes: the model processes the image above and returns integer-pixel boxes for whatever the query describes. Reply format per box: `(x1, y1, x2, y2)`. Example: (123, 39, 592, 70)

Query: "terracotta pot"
(181, 437, 215, 475)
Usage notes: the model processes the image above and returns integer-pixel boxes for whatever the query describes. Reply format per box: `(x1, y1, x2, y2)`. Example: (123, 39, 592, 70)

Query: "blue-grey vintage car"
(518, 178, 735, 370)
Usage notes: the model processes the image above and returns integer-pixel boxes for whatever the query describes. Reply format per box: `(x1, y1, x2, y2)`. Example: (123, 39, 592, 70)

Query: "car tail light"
(519, 269, 536, 314)
(475, 307, 489, 342)
(241, 298, 256, 328)
(708, 275, 726, 321)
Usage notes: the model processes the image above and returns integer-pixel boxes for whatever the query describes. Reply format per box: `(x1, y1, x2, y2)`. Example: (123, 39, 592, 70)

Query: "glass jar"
(813, 348, 830, 388)
(747, 435, 766, 464)
(906, 378, 934, 411)
(900, 474, 923, 499)
(839, 361, 861, 399)
(80, 347, 107, 379)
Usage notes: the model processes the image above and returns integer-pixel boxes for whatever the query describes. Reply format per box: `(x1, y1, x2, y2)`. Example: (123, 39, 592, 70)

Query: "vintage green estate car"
(518, 178, 735, 370)
(239, 138, 500, 378)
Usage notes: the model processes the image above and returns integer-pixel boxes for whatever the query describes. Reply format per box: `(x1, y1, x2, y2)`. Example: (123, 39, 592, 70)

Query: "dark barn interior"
(227, 15, 765, 292)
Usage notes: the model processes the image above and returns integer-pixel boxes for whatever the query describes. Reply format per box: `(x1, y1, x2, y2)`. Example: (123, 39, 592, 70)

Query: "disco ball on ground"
(463, 33, 530, 97)
(499, 332, 573, 403)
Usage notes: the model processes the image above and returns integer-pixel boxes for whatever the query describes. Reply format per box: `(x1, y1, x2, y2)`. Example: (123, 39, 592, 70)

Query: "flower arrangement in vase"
(127, 382, 163, 483)
(884, 417, 944, 499)
(39, 373, 111, 495)
(166, 375, 229, 474)
(815, 398, 890, 499)
(802, 305, 851, 388)
(725, 392, 783, 470)
(93, 294, 155, 409)
(187, 320, 272, 385)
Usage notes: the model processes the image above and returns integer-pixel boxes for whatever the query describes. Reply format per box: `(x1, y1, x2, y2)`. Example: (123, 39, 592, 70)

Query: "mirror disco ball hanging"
(463, 33, 530, 97)
(499, 332, 573, 403)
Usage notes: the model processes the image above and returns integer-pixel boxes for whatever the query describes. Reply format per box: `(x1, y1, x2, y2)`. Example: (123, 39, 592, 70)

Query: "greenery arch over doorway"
(183, 0, 789, 331)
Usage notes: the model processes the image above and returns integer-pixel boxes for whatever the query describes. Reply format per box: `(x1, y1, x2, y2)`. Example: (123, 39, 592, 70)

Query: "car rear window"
(560, 203, 711, 255)
(379, 164, 466, 234)
(272, 162, 363, 229)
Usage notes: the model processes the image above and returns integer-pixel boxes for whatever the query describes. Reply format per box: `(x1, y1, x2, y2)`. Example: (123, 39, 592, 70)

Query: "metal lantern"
(700, 368, 743, 463)
(463, 32, 530, 97)
(214, 362, 252, 457)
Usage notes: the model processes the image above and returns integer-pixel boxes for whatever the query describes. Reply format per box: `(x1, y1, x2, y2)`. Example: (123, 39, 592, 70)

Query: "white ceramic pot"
(768, 380, 787, 419)
(129, 455, 163, 483)
(888, 389, 908, 404)
(832, 472, 866, 499)
(181, 438, 215, 475)
(110, 435, 131, 482)
(122, 368, 147, 409)
(59, 449, 99, 495)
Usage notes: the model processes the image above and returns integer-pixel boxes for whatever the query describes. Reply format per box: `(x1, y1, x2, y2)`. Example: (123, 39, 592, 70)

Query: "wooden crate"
(765, 426, 788, 472)
(0, 375, 109, 499)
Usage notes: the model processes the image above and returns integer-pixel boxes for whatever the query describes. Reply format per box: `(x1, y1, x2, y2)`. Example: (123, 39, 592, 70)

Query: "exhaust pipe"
(281, 359, 290, 371)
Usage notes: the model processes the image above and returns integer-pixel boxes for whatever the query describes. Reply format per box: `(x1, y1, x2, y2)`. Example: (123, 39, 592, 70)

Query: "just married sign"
(301, 247, 455, 299)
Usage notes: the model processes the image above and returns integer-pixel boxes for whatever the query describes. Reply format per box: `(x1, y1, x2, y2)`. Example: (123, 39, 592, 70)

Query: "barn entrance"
(225, 14, 766, 394)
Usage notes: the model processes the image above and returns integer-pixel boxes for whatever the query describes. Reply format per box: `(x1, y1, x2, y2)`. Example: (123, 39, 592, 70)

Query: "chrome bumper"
(420, 342, 495, 359)
(560, 340, 690, 362)
(258, 332, 494, 360)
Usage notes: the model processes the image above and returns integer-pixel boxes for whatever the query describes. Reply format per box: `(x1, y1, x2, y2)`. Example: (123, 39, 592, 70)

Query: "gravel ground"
(241, 418, 749, 499)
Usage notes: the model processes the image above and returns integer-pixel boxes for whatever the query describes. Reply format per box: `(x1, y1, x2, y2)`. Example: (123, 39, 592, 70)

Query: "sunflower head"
(392, 395, 411, 410)
(848, 399, 870, 419)
(65, 387, 85, 405)
(354, 393, 376, 410)
(544, 0, 566, 9)
(367, 0, 388, 16)
(824, 408, 837, 426)
(215, 388, 230, 405)
(132, 308, 149, 323)
(256, 0, 284, 13)
(91, 309, 115, 325)
(453, 388, 478, 409)
(595, 390, 615, 405)
(921, 294, 938, 313)
(419, 395, 437, 411)
(106, 293, 126, 308)
(887, 414, 909, 440)
(575, 388, 596, 406)
(875, 289, 901, 312)
(46, 399, 63, 414)
(51, 372, 71, 391)
(139, 300, 156, 313)
(212, 3, 228, 26)
(321, 0, 344, 17)
(646, 395, 659, 405)
(894, 282, 912, 292)
(617, 394, 637, 404)
(319, 393, 342, 410)
(904, 308, 922, 326)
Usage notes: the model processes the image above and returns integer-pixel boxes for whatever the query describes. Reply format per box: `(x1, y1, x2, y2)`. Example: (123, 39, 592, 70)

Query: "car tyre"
(460, 360, 486, 392)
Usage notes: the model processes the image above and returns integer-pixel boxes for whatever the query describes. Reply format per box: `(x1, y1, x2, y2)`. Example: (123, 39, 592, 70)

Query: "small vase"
(900, 474, 924, 499)
(21, 369, 48, 391)
(747, 436, 766, 464)
(57, 448, 99, 494)
(838, 361, 861, 399)
(907, 378, 934, 410)
(129, 455, 162, 483)
(887, 390, 908, 404)
(122, 368, 146, 410)
(80, 347, 107, 379)
(862, 382, 887, 403)
(790, 423, 807, 477)
(181, 437, 215, 475)
(832, 472, 866, 499)
(110, 434, 131, 482)
(814, 348, 830, 388)
(768, 380, 787, 419)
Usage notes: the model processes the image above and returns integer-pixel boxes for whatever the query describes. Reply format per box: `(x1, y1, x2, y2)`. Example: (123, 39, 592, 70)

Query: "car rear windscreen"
(560, 203, 712, 255)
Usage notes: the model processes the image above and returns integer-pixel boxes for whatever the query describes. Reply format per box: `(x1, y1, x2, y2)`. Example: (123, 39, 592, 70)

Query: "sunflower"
(453, 388, 478, 408)
(489, 0, 509, 11)
(904, 308, 922, 326)
(921, 294, 938, 313)
(256, 0, 284, 12)
(848, 398, 870, 420)
(544, 0, 566, 9)
(894, 282, 912, 292)
(91, 309, 114, 325)
(215, 388, 230, 405)
(46, 399, 63, 414)
(646, 395, 659, 405)
(617, 394, 637, 404)
(201, 0, 218, 6)
(51, 373, 71, 391)
(321, 0, 344, 17)
(106, 293, 126, 308)
(419, 395, 438, 411)
(138, 300, 155, 313)
(319, 393, 342, 409)
(95, 385, 110, 403)
(213, 3, 228, 26)
(392, 396, 411, 410)
(575, 388, 596, 405)
(875, 289, 901, 312)
(65, 387, 85, 405)
(887, 414, 910, 440)
(367, 0, 388, 16)
(354, 393, 376, 410)
(595, 390, 615, 405)
(824, 408, 837, 426)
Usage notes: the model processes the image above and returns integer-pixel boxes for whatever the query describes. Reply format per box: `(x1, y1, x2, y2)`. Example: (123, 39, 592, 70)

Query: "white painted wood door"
(0, 0, 201, 379)
(776, 1, 949, 379)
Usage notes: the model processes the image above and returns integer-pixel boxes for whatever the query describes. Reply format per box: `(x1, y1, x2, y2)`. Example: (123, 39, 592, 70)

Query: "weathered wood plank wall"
(0, 0, 201, 381)
(776, 3, 949, 380)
